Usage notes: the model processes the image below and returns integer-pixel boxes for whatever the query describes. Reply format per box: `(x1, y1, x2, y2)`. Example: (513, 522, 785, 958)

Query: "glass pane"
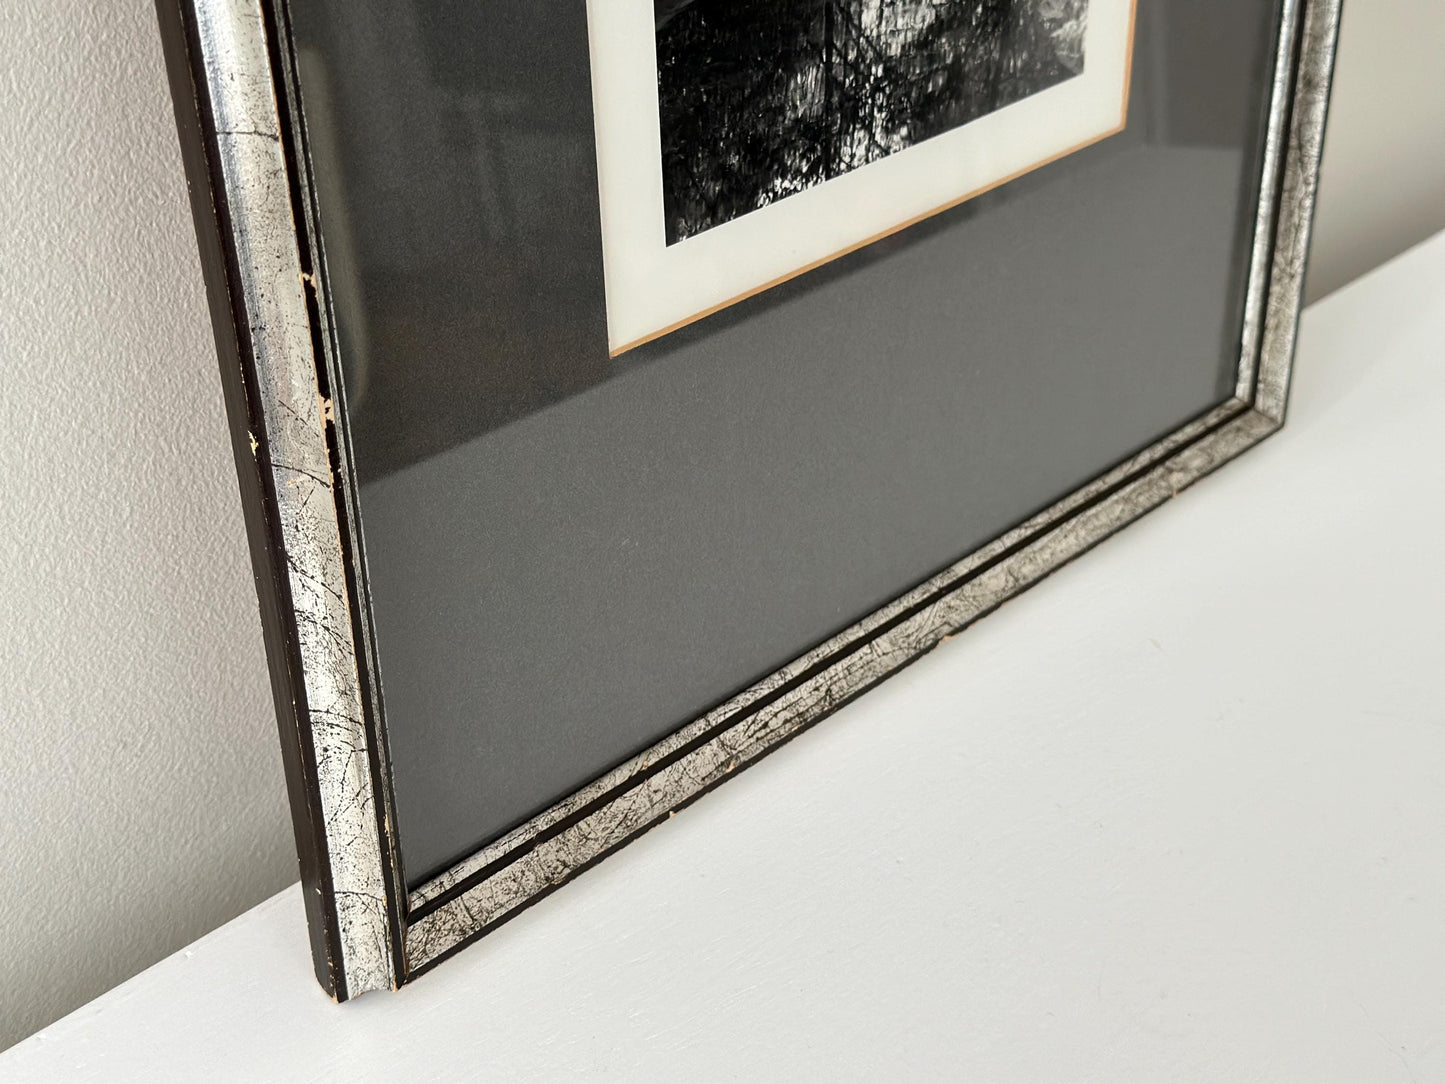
(282, 0, 1279, 885)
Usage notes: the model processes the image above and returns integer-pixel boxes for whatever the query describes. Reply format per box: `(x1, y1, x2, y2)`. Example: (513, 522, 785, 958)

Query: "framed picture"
(156, 0, 1341, 998)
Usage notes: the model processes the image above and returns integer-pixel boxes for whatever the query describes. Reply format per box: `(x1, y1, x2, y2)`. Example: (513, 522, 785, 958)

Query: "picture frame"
(155, 0, 1340, 999)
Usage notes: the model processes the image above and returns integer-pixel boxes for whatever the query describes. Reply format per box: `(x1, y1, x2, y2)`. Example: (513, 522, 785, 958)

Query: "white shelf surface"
(5, 231, 1444, 1082)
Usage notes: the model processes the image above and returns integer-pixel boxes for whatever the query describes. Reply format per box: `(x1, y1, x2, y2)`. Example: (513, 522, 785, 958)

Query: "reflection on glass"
(287, 0, 609, 480)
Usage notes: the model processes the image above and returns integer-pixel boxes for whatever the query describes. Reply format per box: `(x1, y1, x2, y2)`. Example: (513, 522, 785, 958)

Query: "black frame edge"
(152, 0, 345, 1000)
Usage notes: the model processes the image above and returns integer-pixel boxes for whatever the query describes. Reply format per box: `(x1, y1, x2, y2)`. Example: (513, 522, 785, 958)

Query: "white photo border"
(589, 0, 1139, 354)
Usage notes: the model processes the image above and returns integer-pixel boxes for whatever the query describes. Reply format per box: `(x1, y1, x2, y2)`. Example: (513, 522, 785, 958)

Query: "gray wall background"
(1, 0, 1441, 1051)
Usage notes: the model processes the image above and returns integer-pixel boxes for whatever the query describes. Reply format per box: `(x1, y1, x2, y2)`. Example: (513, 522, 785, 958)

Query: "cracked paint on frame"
(193, 0, 393, 996)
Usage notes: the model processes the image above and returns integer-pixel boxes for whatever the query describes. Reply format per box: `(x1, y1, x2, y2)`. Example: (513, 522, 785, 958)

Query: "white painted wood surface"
(5, 232, 1443, 1083)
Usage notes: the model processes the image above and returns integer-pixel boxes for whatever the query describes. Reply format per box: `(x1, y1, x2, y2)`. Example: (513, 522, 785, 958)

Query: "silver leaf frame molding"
(156, 0, 1342, 999)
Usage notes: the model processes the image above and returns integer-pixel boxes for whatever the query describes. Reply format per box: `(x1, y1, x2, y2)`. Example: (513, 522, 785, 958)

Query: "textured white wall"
(0, 0, 1441, 1054)
(0, 0, 292, 1052)
(1307, 0, 1445, 301)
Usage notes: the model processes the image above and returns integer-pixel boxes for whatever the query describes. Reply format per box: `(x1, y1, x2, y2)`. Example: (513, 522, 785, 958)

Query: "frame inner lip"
(403, 394, 1255, 925)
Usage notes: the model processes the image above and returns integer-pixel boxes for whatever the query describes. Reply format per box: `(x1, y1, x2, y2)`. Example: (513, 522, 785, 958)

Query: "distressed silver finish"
(1255, 0, 1339, 422)
(189, 0, 1339, 993)
(193, 0, 394, 996)
(1236, 0, 1300, 402)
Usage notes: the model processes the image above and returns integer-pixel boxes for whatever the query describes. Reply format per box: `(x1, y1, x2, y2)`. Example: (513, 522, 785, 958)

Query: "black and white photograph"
(589, 0, 1135, 352)
(656, 0, 1090, 243)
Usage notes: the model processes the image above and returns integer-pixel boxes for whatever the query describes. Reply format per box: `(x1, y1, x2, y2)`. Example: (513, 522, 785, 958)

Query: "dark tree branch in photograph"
(655, 0, 1089, 243)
